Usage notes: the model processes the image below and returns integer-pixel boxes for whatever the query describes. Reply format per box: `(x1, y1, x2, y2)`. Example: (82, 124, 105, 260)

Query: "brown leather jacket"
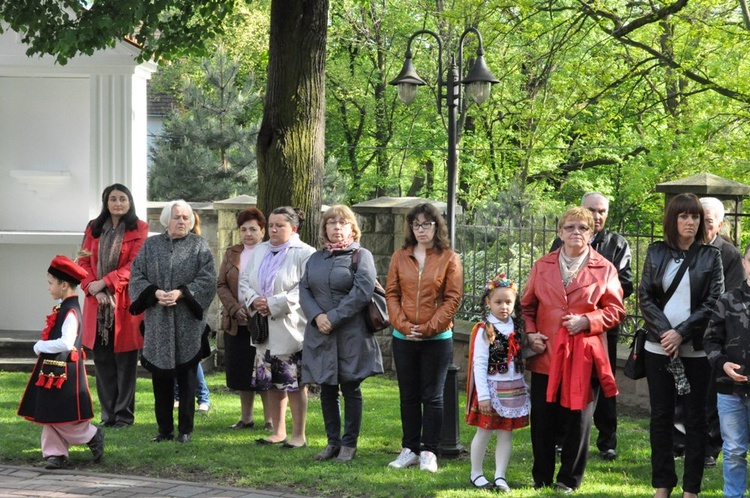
(385, 245, 463, 338)
(217, 244, 245, 336)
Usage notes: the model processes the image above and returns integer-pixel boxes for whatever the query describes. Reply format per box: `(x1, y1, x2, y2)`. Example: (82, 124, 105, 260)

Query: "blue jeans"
(174, 363, 210, 405)
(392, 336, 453, 454)
(718, 393, 750, 498)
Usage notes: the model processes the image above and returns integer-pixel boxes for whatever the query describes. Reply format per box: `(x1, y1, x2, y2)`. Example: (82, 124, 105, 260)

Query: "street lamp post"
(390, 28, 498, 456)
(389, 27, 498, 249)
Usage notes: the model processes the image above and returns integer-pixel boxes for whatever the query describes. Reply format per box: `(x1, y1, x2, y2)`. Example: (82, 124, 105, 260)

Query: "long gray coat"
(300, 243, 384, 384)
(129, 232, 217, 374)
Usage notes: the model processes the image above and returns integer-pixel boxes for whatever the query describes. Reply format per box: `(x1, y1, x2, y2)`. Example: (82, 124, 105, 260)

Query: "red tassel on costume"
(81, 350, 87, 360)
(69, 350, 79, 362)
(35, 374, 47, 387)
(54, 376, 66, 389)
(44, 375, 55, 389)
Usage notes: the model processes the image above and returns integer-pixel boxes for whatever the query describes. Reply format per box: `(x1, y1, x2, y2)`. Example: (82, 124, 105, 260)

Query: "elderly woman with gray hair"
(129, 200, 217, 444)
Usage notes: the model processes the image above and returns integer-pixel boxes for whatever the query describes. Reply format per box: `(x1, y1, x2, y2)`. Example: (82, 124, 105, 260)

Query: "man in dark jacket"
(700, 197, 744, 467)
(551, 192, 633, 461)
(703, 246, 750, 496)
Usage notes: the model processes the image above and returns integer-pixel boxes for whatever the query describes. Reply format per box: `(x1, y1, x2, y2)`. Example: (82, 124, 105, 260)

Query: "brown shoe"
(335, 446, 356, 463)
(313, 444, 340, 461)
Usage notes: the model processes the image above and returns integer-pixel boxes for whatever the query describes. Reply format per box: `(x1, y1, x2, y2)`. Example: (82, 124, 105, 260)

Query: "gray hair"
(581, 192, 609, 207)
(700, 197, 725, 221)
(159, 200, 196, 230)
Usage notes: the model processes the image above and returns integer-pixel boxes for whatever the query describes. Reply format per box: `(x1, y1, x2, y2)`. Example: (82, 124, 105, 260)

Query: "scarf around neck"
(324, 237, 355, 253)
(258, 234, 297, 297)
(559, 247, 589, 287)
(96, 219, 125, 343)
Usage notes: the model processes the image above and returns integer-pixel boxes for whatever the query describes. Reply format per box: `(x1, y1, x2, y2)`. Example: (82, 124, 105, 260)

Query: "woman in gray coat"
(129, 200, 217, 444)
(300, 205, 384, 463)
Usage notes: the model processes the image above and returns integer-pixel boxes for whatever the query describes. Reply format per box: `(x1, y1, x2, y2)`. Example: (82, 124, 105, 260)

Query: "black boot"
(87, 427, 105, 463)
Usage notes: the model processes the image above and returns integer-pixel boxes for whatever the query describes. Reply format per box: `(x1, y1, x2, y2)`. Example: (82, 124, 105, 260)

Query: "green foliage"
(0, 0, 236, 65)
(148, 45, 260, 202)
(324, 0, 750, 230)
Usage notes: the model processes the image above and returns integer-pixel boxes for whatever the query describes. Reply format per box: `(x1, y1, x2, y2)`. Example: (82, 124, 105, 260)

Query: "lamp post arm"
(405, 29, 444, 115)
(457, 26, 486, 115)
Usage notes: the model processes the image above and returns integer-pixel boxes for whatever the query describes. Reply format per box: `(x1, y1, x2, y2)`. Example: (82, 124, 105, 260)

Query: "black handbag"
(249, 312, 269, 344)
(352, 248, 391, 332)
(623, 327, 647, 380)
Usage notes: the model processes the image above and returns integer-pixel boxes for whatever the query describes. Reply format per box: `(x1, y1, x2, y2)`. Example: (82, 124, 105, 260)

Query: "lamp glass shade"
(466, 81, 491, 104)
(397, 83, 419, 104)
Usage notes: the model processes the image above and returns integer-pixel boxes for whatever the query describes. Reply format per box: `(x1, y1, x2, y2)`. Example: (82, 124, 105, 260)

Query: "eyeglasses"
(412, 221, 436, 231)
(562, 224, 590, 233)
(326, 219, 350, 227)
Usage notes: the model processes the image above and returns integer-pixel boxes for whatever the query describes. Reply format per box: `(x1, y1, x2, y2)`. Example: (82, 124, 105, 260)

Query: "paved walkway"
(0, 465, 315, 498)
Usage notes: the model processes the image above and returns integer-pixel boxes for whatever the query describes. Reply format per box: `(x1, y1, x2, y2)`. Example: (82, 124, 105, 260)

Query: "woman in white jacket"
(240, 206, 315, 448)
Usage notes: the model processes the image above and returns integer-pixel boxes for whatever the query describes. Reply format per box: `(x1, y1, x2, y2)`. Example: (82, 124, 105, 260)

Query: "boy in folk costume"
(18, 255, 104, 469)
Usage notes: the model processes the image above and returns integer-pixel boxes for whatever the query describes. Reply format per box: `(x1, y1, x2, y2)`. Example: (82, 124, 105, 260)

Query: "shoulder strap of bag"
(351, 247, 360, 273)
(663, 243, 699, 303)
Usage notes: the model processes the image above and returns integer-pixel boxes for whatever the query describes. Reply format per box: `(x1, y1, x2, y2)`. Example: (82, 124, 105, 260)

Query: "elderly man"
(700, 197, 744, 468)
(551, 192, 633, 461)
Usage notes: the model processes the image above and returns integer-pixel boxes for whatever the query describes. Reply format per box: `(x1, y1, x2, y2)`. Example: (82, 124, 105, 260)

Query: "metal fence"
(455, 217, 663, 342)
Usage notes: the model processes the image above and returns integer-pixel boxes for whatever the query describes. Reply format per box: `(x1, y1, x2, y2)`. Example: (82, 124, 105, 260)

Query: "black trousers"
(152, 363, 198, 436)
(530, 372, 598, 490)
(93, 336, 139, 426)
(320, 381, 363, 448)
(645, 351, 709, 494)
(594, 332, 618, 452)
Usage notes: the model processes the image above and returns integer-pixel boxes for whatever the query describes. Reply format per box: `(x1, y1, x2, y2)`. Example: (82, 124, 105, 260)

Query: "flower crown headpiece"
(484, 273, 518, 293)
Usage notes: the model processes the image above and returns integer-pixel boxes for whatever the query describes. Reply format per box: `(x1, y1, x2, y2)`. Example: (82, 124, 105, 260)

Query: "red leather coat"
(79, 220, 148, 352)
(521, 248, 625, 376)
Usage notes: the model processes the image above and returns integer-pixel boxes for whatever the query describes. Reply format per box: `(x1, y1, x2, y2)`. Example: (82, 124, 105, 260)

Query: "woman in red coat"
(79, 184, 148, 428)
(521, 206, 625, 493)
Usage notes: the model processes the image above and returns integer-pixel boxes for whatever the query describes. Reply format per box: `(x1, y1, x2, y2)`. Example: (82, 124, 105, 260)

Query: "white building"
(0, 26, 156, 335)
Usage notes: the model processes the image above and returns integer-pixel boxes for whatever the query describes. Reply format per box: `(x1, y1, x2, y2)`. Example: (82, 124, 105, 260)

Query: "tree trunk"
(257, 0, 328, 244)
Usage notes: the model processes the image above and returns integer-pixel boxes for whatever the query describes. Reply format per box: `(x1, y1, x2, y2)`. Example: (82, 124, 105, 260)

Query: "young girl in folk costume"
(466, 274, 530, 492)
(18, 255, 104, 470)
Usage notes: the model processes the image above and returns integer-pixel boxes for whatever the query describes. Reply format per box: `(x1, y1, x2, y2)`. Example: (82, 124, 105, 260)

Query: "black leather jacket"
(638, 241, 724, 350)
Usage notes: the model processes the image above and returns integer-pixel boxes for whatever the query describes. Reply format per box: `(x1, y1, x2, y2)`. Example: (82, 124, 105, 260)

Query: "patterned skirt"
(466, 377, 530, 431)
(251, 349, 303, 392)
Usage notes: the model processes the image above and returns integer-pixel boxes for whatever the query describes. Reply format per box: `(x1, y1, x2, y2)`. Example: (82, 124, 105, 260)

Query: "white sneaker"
(197, 403, 210, 413)
(388, 448, 419, 469)
(419, 450, 438, 472)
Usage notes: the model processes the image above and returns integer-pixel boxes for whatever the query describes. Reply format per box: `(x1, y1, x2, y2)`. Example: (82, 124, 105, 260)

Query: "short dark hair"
(90, 184, 140, 237)
(402, 203, 450, 252)
(663, 193, 706, 249)
(236, 207, 266, 230)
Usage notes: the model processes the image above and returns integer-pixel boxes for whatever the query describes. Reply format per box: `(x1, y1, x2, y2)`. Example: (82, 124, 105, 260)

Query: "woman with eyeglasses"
(639, 193, 723, 498)
(521, 206, 625, 492)
(384, 203, 463, 473)
(300, 205, 384, 463)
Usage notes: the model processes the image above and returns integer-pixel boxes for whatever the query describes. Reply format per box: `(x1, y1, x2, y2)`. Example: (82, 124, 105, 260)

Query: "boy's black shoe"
(87, 427, 105, 463)
(45, 455, 68, 470)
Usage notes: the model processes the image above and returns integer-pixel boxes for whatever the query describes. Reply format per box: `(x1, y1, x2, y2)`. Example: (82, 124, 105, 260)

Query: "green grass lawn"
(0, 371, 724, 497)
